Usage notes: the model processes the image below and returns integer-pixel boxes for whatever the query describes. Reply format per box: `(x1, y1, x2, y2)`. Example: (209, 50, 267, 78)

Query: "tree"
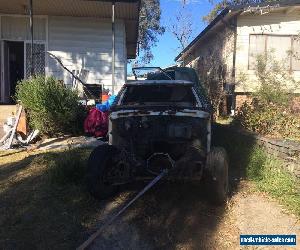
(168, 3, 194, 51)
(203, 0, 275, 23)
(137, 0, 165, 64)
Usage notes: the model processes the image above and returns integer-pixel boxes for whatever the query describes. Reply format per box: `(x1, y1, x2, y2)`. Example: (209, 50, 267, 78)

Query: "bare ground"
(88, 181, 300, 250)
(0, 149, 299, 249)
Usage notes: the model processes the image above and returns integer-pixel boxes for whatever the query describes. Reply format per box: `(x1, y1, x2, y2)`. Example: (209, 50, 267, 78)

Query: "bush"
(235, 101, 300, 139)
(16, 76, 86, 136)
(234, 52, 300, 140)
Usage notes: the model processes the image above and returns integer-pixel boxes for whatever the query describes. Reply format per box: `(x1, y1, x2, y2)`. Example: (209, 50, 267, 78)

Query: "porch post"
(29, 0, 34, 76)
(111, 0, 115, 95)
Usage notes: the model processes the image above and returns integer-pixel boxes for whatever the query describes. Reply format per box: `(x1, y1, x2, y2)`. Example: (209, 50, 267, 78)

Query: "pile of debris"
(0, 105, 39, 150)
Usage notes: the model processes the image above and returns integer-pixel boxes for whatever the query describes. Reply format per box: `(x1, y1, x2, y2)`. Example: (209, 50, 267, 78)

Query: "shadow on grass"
(0, 149, 116, 250)
(212, 123, 257, 194)
(101, 124, 257, 249)
(0, 124, 258, 249)
(103, 182, 229, 250)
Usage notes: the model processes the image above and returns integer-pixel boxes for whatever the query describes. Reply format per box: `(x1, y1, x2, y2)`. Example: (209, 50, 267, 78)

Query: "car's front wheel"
(205, 147, 229, 205)
(86, 144, 119, 200)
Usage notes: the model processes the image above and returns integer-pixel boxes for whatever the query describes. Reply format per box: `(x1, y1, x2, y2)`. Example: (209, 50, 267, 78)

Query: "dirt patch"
(0, 148, 298, 249)
(88, 181, 299, 249)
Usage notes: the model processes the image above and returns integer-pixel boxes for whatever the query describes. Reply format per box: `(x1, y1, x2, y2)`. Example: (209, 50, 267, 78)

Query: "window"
(121, 85, 197, 107)
(249, 35, 266, 69)
(248, 34, 300, 71)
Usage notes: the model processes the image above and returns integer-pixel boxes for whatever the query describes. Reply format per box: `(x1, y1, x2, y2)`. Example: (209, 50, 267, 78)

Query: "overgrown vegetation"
(16, 76, 86, 137)
(247, 147, 300, 216)
(234, 53, 300, 140)
(213, 125, 300, 216)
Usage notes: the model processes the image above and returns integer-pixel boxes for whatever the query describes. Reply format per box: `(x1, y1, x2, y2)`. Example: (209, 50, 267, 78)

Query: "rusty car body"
(87, 67, 229, 204)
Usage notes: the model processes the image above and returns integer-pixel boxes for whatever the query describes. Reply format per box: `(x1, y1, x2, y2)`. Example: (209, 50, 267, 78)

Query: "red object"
(84, 108, 109, 137)
(102, 94, 109, 103)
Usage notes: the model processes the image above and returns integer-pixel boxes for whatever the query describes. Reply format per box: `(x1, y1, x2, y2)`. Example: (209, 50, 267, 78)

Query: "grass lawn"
(0, 148, 101, 249)
(213, 124, 300, 217)
(1, 126, 299, 249)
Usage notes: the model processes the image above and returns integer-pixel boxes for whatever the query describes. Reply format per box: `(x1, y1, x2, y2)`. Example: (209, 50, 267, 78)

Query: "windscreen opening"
(121, 85, 198, 107)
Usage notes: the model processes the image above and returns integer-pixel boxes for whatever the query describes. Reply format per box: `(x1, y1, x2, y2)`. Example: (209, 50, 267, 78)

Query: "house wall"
(0, 15, 48, 103)
(0, 15, 127, 103)
(180, 21, 236, 115)
(235, 12, 300, 93)
(47, 16, 127, 93)
(182, 24, 235, 86)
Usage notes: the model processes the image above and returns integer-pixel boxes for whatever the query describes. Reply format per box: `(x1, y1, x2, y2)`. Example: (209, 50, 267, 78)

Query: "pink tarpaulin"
(84, 108, 108, 138)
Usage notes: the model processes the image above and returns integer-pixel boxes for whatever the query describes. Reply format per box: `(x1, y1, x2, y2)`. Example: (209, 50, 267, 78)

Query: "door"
(2, 41, 9, 103)
(1, 41, 24, 104)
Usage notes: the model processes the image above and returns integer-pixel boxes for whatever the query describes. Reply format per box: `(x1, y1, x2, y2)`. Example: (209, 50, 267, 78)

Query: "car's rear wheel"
(205, 147, 229, 205)
(86, 144, 119, 199)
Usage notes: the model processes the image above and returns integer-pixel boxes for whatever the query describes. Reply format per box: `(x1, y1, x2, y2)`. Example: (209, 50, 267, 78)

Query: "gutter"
(175, 0, 300, 62)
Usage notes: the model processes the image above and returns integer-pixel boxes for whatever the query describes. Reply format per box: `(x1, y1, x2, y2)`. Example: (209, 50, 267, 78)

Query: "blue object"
(96, 95, 117, 112)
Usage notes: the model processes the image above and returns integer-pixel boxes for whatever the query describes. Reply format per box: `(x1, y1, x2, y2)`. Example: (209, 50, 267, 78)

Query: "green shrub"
(16, 76, 86, 136)
(235, 101, 300, 139)
(234, 52, 300, 140)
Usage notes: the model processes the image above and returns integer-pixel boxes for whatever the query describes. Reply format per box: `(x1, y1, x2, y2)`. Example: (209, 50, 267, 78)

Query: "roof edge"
(175, 0, 300, 61)
(175, 8, 230, 61)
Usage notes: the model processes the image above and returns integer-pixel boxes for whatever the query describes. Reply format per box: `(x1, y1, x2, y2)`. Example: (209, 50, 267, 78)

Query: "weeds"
(234, 52, 300, 140)
(247, 149, 300, 215)
(46, 149, 89, 185)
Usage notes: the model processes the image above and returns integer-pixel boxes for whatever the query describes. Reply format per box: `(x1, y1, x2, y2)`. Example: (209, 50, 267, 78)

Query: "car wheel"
(86, 144, 119, 200)
(205, 147, 229, 205)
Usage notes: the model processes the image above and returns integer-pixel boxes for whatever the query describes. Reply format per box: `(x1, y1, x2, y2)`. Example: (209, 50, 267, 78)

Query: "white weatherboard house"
(176, 0, 300, 114)
(0, 0, 140, 104)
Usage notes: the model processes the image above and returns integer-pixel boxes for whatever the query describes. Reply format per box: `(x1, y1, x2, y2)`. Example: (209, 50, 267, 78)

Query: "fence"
(215, 124, 300, 178)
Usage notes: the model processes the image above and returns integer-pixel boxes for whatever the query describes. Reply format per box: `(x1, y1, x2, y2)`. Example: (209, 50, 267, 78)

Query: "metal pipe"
(112, 0, 115, 95)
(76, 169, 168, 250)
(29, 0, 34, 76)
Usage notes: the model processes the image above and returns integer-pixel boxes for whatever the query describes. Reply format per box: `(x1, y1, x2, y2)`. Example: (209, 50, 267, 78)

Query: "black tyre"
(205, 147, 229, 205)
(86, 144, 119, 199)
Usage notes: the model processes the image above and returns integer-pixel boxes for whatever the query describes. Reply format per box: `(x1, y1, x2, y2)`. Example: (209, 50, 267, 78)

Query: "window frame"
(248, 34, 300, 71)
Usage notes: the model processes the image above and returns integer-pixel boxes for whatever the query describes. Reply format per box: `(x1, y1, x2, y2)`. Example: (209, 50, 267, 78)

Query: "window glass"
(249, 35, 266, 70)
(122, 85, 197, 107)
(267, 36, 291, 70)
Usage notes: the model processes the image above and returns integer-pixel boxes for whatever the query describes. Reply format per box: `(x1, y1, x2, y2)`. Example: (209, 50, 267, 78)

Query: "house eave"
(0, 0, 140, 59)
(175, 0, 300, 62)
